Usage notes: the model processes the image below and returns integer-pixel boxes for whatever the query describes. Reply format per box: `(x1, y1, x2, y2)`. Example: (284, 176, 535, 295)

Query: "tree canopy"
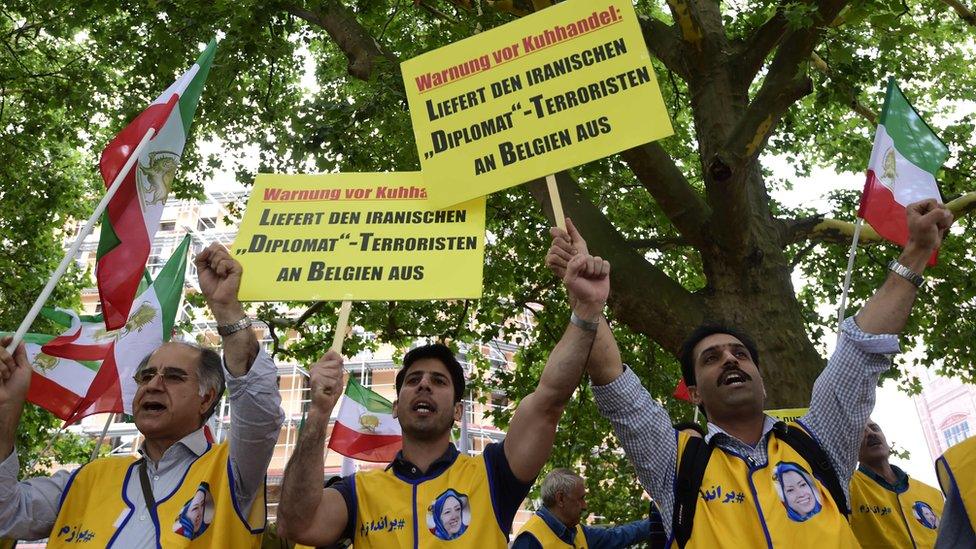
(3, 0, 975, 522)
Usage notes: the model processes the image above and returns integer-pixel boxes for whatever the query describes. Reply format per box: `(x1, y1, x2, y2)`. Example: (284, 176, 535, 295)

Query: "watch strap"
(887, 260, 924, 288)
(217, 316, 252, 336)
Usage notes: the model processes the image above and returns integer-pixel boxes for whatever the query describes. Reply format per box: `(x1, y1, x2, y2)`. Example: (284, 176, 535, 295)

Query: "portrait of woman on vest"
(773, 462, 823, 522)
(427, 489, 471, 540)
(912, 501, 939, 529)
(173, 482, 215, 540)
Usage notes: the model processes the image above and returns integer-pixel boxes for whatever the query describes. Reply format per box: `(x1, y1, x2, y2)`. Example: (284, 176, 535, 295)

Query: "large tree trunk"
(696, 165, 827, 408)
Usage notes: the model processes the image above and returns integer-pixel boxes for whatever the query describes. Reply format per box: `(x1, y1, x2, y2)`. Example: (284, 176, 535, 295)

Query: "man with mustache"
(849, 420, 943, 547)
(278, 251, 611, 548)
(545, 200, 953, 547)
(0, 244, 284, 547)
(512, 467, 662, 548)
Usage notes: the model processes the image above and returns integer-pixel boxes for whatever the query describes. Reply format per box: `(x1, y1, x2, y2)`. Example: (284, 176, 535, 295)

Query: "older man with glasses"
(0, 243, 284, 548)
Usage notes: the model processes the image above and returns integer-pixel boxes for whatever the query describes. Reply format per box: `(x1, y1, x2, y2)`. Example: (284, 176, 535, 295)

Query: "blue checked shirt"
(592, 317, 900, 538)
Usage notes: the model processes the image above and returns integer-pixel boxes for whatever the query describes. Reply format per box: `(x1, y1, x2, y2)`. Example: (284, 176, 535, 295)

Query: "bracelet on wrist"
(570, 310, 601, 332)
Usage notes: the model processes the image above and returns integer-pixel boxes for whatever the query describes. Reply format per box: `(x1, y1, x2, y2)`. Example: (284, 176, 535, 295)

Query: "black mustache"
(717, 368, 752, 386)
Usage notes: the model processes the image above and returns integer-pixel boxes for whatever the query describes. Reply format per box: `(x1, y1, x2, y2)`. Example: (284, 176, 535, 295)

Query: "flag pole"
(88, 413, 114, 462)
(458, 400, 469, 455)
(5, 127, 158, 354)
(836, 218, 864, 332)
(546, 174, 566, 231)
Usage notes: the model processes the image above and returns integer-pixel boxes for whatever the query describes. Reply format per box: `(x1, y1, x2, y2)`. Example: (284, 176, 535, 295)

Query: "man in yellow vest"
(512, 468, 659, 548)
(934, 435, 976, 547)
(850, 419, 943, 547)
(277, 250, 612, 547)
(0, 244, 284, 547)
(545, 201, 953, 548)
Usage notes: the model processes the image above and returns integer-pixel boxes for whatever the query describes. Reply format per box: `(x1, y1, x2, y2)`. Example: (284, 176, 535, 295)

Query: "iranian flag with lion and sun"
(328, 377, 402, 463)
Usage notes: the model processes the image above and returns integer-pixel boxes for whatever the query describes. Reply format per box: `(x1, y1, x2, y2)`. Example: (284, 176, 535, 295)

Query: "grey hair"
(541, 468, 583, 508)
(136, 341, 225, 423)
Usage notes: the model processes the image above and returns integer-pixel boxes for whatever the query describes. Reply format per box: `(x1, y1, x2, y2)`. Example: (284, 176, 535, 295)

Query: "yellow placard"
(234, 173, 485, 301)
(766, 408, 809, 424)
(401, 0, 674, 209)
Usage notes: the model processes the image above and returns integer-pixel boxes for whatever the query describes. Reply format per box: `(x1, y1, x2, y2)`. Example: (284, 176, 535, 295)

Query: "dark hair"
(673, 421, 706, 437)
(395, 344, 465, 403)
(136, 342, 226, 425)
(678, 324, 759, 388)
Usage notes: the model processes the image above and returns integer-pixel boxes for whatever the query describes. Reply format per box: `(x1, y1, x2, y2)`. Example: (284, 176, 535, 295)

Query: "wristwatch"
(217, 316, 252, 336)
(887, 260, 924, 288)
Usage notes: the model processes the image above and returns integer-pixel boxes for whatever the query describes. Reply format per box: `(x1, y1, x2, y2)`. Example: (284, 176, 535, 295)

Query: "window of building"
(943, 420, 971, 448)
(159, 221, 176, 232)
(197, 217, 217, 231)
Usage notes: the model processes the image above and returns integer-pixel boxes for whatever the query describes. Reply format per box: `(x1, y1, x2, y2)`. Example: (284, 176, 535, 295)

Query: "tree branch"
(639, 16, 689, 79)
(941, 0, 976, 25)
(620, 142, 712, 245)
(733, 5, 789, 83)
(810, 52, 877, 124)
(285, 2, 399, 82)
(784, 191, 976, 245)
(527, 172, 705, 350)
(719, 0, 851, 172)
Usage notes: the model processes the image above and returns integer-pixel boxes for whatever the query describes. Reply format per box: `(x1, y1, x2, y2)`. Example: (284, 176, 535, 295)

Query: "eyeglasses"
(133, 367, 192, 386)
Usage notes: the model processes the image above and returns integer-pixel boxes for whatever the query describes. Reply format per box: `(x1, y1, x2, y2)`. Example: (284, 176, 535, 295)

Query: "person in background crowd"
(513, 468, 662, 548)
(849, 419, 943, 547)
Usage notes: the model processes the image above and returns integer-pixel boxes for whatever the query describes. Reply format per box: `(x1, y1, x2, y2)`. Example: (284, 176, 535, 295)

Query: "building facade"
(912, 364, 976, 460)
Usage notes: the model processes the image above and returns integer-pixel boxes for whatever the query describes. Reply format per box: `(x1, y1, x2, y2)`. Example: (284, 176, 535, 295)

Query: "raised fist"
(564, 253, 610, 318)
(906, 199, 953, 252)
(0, 336, 31, 408)
(309, 350, 344, 414)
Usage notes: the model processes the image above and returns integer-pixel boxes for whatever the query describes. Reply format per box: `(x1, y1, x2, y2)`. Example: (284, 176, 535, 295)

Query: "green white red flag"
(96, 40, 215, 329)
(858, 78, 948, 264)
(328, 377, 402, 463)
(18, 332, 103, 421)
(19, 236, 191, 424)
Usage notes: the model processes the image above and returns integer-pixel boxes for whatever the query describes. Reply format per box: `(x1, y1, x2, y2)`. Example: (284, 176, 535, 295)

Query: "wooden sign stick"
(331, 300, 353, 353)
(546, 174, 566, 231)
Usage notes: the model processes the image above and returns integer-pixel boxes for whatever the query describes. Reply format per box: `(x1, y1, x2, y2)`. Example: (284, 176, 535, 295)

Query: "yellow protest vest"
(516, 512, 589, 548)
(352, 452, 507, 548)
(935, 436, 976, 532)
(674, 425, 859, 548)
(49, 442, 265, 548)
(849, 468, 943, 548)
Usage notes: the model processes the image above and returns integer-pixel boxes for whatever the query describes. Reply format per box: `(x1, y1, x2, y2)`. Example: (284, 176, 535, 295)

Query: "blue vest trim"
(226, 457, 267, 533)
(482, 449, 507, 534)
(106, 461, 140, 549)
